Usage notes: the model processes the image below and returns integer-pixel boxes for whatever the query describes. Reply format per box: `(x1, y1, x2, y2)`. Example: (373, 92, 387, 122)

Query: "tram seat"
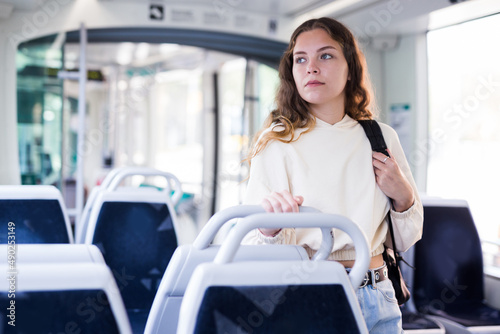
(76, 166, 183, 243)
(0, 185, 73, 244)
(147, 244, 310, 334)
(177, 212, 371, 334)
(396, 238, 446, 333)
(76, 166, 127, 243)
(400, 308, 446, 333)
(144, 205, 312, 334)
(411, 197, 500, 333)
(83, 170, 182, 334)
(0, 262, 132, 334)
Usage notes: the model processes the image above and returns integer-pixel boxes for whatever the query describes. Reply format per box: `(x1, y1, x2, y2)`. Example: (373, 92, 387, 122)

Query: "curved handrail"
(214, 213, 370, 289)
(192, 205, 322, 250)
(107, 167, 183, 206)
(99, 166, 131, 190)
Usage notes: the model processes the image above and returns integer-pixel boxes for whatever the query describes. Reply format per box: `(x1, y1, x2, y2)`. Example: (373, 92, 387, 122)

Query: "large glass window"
(217, 60, 279, 210)
(61, 41, 279, 224)
(17, 35, 64, 187)
(427, 15, 500, 246)
(16, 33, 281, 229)
(218, 58, 247, 210)
(66, 43, 211, 226)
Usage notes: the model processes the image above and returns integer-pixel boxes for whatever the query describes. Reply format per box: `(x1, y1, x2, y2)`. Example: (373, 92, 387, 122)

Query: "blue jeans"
(356, 279, 404, 333)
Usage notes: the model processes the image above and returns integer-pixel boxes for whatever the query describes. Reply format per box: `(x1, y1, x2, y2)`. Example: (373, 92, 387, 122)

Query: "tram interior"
(1, 0, 500, 333)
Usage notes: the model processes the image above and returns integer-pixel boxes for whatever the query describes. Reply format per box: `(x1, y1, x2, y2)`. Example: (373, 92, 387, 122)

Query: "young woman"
(243, 17, 423, 333)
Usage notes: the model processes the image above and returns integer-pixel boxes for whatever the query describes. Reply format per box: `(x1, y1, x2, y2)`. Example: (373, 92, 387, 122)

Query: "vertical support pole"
(200, 69, 216, 229)
(210, 72, 219, 217)
(75, 23, 87, 226)
(242, 59, 258, 202)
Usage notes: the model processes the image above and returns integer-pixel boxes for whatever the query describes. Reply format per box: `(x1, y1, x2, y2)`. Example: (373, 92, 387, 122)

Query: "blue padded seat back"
(0, 199, 69, 244)
(0, 289, 120, 334)
(414, 205, 483, 311)
(92, 201, 177, 311)
(194, 284, 360, 334)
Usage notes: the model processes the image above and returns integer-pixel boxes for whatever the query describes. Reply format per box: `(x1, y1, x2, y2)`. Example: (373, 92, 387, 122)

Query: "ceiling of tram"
(94, 0, 342, 17)
(4, 0, 345, 17)
(2, 0, 478, 36)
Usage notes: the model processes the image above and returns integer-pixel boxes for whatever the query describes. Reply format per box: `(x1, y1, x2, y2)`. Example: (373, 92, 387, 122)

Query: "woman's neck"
(310, 105, 345, 125)
(309, 97, 346, 125)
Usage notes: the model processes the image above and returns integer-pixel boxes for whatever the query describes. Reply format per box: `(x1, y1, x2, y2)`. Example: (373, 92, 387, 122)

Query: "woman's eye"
(295, 57, 306, 64)
(321, 53, 333, 60)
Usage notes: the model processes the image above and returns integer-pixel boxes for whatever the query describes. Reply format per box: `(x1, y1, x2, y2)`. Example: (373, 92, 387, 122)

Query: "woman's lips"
(306, 80, 324, 87)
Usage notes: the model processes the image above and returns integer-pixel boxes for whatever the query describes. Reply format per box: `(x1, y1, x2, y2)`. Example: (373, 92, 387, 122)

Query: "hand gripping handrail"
(106, 167, 183, 206)
(192, 205, 322, 251)
(214, 213, 370, 289)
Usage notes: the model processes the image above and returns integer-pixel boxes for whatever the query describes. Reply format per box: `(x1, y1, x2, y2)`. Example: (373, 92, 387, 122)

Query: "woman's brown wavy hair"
(248, 17, 376, 160)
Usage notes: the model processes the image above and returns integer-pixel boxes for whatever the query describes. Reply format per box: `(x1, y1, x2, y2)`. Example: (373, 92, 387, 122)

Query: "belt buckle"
(360, 271, 370, 288)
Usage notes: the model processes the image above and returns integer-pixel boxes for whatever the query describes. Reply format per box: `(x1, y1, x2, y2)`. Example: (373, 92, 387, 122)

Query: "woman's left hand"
(372, 149, 414, 212)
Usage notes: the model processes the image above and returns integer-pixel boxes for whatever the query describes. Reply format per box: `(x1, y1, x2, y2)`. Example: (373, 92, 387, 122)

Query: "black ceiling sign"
(150, 4, 164, 21)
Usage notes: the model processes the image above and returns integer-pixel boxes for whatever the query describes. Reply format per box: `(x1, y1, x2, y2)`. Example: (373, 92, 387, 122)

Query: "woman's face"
(292, 28, 349, 111)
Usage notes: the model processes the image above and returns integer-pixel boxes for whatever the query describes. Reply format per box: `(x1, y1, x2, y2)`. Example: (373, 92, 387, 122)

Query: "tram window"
(15, 36, 280, 226)
(218, 59, 279, 210)
(427, 14, 500, 255)
(219, 58, 247, 210)
(149, 66, 204, 196)
(107, 44, 208, 224)
(17, 35, 64, 187)
(256, 63, 280, 129)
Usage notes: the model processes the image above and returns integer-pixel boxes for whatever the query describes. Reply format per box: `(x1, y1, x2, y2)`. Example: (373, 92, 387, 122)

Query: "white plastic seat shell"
(76, 167, 182, 243)
(0, 262, 132, 334)
(0, 185, 73, 243)
(0, 244, 105, 264)
(82, 187, 181, 245)
(177, 212, 371, 334)
(144, 205, 318, 334)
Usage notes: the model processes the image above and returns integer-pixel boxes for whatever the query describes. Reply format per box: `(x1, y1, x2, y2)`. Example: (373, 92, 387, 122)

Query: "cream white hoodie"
(242, 114, 423, 261)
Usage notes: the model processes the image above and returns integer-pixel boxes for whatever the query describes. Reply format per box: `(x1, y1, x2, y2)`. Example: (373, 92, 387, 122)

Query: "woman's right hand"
(259, 190, 304, 237)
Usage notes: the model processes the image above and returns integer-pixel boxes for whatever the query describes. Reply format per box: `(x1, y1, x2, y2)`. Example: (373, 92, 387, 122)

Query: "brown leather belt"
(359, 264, 389, 288)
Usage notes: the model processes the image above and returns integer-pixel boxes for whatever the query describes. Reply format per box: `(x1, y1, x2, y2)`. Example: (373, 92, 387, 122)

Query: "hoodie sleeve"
(241, 140, 296, 245)
(380, 123, 424, 252)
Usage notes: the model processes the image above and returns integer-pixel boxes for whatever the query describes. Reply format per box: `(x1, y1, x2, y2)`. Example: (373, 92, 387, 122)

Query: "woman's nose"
(307, 60, 319, 74)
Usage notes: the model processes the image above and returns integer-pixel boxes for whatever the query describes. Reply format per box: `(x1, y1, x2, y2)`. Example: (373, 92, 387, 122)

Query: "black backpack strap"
(358, 119, 390, 157)
(359, 119, 402, 253)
